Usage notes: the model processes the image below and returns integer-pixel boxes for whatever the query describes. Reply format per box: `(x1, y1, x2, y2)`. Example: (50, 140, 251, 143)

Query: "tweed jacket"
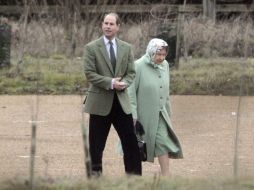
(83, 37, 135, 116)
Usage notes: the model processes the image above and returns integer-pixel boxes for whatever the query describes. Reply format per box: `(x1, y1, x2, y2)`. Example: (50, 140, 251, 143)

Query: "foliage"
(0, 22, 11, 67)
(182, 15, 254, 58)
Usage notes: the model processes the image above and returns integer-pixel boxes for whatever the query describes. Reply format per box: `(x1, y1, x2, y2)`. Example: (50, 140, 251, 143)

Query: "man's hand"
(113, 77, 127, 91)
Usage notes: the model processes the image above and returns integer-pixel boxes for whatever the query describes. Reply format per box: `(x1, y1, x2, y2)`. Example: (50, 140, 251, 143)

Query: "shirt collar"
(103, 36, 116, 46)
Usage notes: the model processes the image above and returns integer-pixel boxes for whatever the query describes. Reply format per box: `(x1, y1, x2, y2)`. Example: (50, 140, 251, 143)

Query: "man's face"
(102, 14, 119, 40)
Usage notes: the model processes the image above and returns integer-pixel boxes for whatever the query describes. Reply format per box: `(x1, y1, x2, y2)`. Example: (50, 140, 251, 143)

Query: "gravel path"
(0, 95, 253, 181)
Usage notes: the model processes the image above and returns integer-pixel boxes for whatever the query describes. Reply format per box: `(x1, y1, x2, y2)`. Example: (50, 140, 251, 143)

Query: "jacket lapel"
(115, 39, 124, 75)
(97, 37, 114, 75)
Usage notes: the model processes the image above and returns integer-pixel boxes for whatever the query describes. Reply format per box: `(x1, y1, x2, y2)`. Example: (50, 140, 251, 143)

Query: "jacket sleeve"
(120, 44, 136, 88)
(127, 61, 140, 119)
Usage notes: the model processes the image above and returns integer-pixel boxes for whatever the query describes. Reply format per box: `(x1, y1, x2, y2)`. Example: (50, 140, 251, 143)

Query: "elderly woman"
(128, 38, 183, 176)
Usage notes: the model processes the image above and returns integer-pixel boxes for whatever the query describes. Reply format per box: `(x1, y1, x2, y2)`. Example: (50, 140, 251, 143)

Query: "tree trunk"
(63, 0, 81, 57)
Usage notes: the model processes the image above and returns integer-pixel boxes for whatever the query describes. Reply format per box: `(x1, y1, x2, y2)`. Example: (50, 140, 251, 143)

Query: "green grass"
(0, 55, 87, 95)
(1, 176, 254, 190)
(171, 58, 254, 95)
(1, 56, 254, 95)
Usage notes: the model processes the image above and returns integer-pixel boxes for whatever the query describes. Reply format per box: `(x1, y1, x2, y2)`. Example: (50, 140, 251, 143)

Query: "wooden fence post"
(203, 0, 216, 21)
(63, 0, 81, 57)
(175, 8, 182, 69)
(81, 96, 91, 178)
(175, 0, 187, 69)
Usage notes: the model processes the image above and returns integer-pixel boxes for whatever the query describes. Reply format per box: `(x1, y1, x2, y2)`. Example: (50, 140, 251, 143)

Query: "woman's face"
(153, 48, 167, 64)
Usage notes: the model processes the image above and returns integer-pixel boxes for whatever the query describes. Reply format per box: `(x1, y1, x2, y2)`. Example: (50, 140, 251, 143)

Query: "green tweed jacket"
(83, 37, 135, 116)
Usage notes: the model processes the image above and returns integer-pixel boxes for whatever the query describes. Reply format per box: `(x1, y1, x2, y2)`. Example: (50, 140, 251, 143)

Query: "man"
(83, 12, 142, 176)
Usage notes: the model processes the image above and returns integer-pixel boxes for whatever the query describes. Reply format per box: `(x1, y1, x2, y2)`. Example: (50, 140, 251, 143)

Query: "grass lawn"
(1, 56, 254, 96)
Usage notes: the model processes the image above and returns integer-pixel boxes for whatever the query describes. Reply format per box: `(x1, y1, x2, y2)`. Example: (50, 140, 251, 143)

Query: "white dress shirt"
(103, 36, 118, 89)
(103, 36, 117, 59)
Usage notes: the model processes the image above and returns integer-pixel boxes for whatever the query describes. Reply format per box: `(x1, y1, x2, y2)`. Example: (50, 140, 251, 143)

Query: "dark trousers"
(89, 95, 142, 176)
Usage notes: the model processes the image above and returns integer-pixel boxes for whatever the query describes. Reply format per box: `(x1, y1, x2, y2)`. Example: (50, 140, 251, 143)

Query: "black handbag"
(135, 121, 147, 161)
(137, 139, 147, 161)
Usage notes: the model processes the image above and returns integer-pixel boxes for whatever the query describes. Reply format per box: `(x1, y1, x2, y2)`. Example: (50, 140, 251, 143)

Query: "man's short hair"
(103, 12, 121, 25)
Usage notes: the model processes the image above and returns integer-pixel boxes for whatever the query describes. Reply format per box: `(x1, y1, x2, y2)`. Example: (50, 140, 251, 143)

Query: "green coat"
(128, 54, 183, 162)
(83, 37, 135, 116)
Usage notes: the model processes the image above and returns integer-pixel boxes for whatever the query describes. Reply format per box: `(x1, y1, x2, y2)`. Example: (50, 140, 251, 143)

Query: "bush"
(183, 15, 254, 58)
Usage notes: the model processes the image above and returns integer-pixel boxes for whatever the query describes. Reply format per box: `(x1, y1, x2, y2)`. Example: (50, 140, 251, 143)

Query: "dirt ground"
(0, 95, 254, 181)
